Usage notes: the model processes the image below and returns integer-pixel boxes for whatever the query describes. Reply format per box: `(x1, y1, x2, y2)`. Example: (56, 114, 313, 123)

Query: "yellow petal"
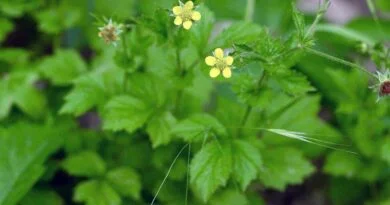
(174, 17, 183, 25)
(209, 68, 221, 78)
(183, 21, 193, 30)
(191, 11, 201, 21)
(184, 1, 194, 10)
(173, 6, 182, 15)
(222, 67, 232, 78)
(205, 56, 216, 66)
(214, 48, 224, 59)
(225, 56, 234, 65)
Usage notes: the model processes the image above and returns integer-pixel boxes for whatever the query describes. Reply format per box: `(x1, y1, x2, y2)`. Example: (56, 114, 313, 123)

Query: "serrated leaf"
(62, 151, 106, 177)
(127, 73, 168, 107)
(232, 140, 262, 191)
(190, 141, 232, 202)
(0, 0, 43, 17)
(146, 112, 177, 148)
(103, 95, 153, 133)
(60, 68, 124, 116)
(0, 18, 13, 42)
(106, 167, 141, 200)
(209, 22, 263, 51)
(0, 123, 62, 205)
(190, 4, 215, 52)
(324, 152, 385, 182)
(171, 114, 227, 142)
(270, 69, 315, 96)
(20, 189, 63, 205)
(324, 151, 361, 178)
(291, 2, 306, 41)
(74, 180, 121, 205)
(381, 138, 390, 165)
(258, 147, 315, 190)
(39, 50, 87, 86)
(34, 4, 80, 34)
(0, 71, 46, 120)
(209, 189, 248, 205)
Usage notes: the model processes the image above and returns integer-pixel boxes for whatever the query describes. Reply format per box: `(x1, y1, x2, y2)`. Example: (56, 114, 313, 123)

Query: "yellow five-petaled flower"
(172, 1, 201, 30)
(205, 48, 234, 78)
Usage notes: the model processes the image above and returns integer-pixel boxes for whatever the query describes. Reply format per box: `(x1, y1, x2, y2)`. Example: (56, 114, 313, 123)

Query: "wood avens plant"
(1, 0, 389, 205)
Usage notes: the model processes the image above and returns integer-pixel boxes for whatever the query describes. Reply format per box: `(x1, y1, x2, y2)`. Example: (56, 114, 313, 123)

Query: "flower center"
(215, 59, 227, 69)
(179, 9, 193, 21)
(380, 81, 390, 96)
(100, 26, 118, 42)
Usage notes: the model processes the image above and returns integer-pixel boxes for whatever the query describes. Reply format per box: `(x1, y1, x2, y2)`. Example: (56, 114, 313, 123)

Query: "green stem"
(304, 47, 376, 78)
(305, 0, 330, 39)
(174, 48, 185, 113)
(366, 0, 386, 40)
(122, 34, 130, 93)
(238, 72, 267, 136)
(245, 0, 255, 22)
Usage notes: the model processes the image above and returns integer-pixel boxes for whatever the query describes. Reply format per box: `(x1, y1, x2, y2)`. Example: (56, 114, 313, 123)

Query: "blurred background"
(1, 0, 390, 205)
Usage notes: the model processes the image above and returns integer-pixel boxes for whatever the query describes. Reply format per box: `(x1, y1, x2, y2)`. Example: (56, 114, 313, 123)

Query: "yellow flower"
(205, 48, 234, 78)
(98, 19, 124, 47)
(172, 1, 201, 30)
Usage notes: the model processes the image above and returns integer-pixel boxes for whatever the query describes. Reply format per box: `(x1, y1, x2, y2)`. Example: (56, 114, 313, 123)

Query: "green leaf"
(0, 18, 13, 42)
(232, 140, 262, 191)
(291, 2, 305, 41)
(74, 180, 121, 205)
(209, 189, 248, 205)
(190, 141, 232, 202)
(270, 69, 315, 96)
(39, 50, 87, 86)
(381, 138, 390, 165)
(209, 22, 263, 51)
(20, 189, 63, 205)
(0, 0, 43, 17)
(0, 123, 62, 205)
(62, 151, 106, 177)
(315, 24, 376, 45)
(258, 147, 315, 190)
(34, 3, 80, 34)
(323, 151, 385, 182)
(103, 95, 153, 133)
(146, 112, 177, 148)
(60, 68, 124, 116)
(190, 4, 215, 52)
(0, 71, 47, 120)
(171, 114, 227, 142)
(106, 167, 141, 200)
(126, 73, 168, 107)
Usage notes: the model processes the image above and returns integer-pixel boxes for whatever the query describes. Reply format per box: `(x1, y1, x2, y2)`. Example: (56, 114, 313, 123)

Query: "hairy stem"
(238, 72, 267, 136)
(122, 35, 130, 92)
(305, 0, 331, 39)
(304, 47, 376, 78)
(245, 0, 255, 22)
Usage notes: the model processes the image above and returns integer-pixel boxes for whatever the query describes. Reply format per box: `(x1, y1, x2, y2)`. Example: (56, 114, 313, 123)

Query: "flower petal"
(205, 56, 216, 66)
(183, 21, 193, 30)
(209, 68, 221, 78)
(225, 56, 234, 66)
(174, 17, 183, 25)
(214, 48, 224, 59)
(173, 6, 183, 15)
(184, 1, 194, 10)
(222, 67, 232, 78)
(191, 11, 201, 21)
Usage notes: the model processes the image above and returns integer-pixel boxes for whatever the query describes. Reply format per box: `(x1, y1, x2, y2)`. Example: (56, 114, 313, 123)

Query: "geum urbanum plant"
(52, 0, 387, 205)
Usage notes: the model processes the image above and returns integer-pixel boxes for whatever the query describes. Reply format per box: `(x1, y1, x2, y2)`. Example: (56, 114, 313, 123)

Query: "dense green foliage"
(0, 0, 390, 204)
